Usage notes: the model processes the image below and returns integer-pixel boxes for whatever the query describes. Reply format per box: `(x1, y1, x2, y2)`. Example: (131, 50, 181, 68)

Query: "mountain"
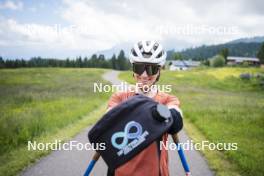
(96, 38, 193, 59)
(95, 36, 264, 60)
(95, 42, 132, 58)
(228, 36, 264, 44)
(171, 36, 264, 60)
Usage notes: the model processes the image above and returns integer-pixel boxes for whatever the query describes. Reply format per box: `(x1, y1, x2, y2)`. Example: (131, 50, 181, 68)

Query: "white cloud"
(0, 0, 23, 10)
(0, 0, 264, 58)
(59, 0, 264, 49)
(60, 0, 163, 48)
(0, 18, 59, 46)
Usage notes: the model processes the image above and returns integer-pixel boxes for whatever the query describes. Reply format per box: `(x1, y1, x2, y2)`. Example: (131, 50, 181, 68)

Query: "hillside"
(169, 36, 264, 60)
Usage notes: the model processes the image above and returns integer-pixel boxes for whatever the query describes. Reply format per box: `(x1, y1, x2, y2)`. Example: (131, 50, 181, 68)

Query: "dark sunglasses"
(132, 63, 160, 76)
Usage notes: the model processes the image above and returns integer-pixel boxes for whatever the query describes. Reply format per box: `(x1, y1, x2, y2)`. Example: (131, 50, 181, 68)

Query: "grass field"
(0, 68, 110, 176)
(119, 67, 264, 176)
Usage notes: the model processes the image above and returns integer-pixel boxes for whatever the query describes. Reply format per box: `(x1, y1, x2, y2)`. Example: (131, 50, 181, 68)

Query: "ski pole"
(176, 143, 191, 175)
(84, 152, 100, 176)
(172, 135, 191, 176)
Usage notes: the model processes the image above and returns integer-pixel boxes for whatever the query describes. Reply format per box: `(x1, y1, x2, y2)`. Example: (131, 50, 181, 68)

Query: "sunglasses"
(132, 63, 160, 76)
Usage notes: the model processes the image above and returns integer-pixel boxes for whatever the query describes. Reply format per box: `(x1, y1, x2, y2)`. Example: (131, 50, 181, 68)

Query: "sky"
(0, 0, 263, 59)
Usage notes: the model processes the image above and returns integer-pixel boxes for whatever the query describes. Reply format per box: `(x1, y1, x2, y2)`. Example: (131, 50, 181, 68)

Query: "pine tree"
(0, 56, 5, 68)
(117, 50, 127, 70)
(219, 48, 229, 63)
(257, 43, 264, 64)
(111, 54, 117, 69)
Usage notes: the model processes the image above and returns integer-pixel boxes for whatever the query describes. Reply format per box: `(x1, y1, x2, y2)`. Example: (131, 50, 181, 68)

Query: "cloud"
(0, 0, 23, 10)
(60, 0, 264, 48)
(60, 0, 163, 47)
(0, 0, 264, 58)
(0, 18, 60, 46)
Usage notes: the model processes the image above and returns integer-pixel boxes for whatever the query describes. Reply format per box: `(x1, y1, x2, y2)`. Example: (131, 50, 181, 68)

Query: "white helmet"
(129, 40, 167, 66)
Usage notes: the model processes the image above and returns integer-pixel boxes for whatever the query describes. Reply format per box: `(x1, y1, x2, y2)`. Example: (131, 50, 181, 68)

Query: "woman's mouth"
(141, 81, 149, 85)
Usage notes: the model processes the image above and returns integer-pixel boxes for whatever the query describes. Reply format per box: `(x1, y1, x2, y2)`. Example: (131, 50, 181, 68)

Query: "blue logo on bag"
(111, 121, 149, 156)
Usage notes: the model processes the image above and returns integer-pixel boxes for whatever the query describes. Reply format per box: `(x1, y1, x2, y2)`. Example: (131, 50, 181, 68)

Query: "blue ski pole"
(172, 135, 191, 176)
(84, 152, 100, 176)
(176, 143, 191, 175)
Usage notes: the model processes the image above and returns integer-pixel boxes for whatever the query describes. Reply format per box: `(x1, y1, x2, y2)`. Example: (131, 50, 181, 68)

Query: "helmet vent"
(157, 51, 163, 58)
(131, 49, 138, 56)
(153, 43, 159, 50)
(142, 51, 152, 58)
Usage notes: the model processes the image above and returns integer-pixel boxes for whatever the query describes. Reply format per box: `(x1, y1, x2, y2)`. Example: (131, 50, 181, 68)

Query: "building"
(168, 60, 200, 71)
(227, 56, 260, 66)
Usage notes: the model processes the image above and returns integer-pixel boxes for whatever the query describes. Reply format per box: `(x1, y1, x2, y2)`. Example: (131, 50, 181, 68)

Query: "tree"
(257, 43, 264, 64)
(173, 53, 183, 60)
(202, 59, 210, 66)
(111, 54, 117, 70)
(89, 54, 98, 67)
(0, 54, 131, 69)
(83, 57, 88, 67)
(65, 58, 71, 67)
(98, 54, 110, 68)
(219, 48, 229, 63)
(76, 56, 83, 67)
(117, 50, 130, 70)
(0, 56, 5, 68)
(210, 55, 225, 67)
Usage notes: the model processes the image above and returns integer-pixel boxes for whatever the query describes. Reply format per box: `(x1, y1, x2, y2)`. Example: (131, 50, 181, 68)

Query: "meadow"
(0, 68, 110, 176)
(119, 67, 264, 176)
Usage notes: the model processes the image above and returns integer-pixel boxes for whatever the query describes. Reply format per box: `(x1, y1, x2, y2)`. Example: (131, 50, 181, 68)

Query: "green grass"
(184, 118, 240, 176)
(0, 68, 111, 176)
(119, 67, 264, 176)
(0, 103, 107, 176)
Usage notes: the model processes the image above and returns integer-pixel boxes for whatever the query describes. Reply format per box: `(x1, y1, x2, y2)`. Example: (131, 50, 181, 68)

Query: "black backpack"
(88, 94, 174, 170)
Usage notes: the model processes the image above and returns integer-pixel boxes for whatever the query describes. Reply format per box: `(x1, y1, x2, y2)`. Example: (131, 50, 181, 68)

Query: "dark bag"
(88, 94, 173, 170)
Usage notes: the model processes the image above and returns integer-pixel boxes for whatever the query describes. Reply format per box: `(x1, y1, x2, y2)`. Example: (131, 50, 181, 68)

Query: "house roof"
(169, 60, 200, 67)
(170, 60, 186, 67)
(227, 56, 259, 62)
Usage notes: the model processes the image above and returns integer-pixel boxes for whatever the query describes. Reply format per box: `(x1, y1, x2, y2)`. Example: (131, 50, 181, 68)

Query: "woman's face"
(133, 69, 160, 88)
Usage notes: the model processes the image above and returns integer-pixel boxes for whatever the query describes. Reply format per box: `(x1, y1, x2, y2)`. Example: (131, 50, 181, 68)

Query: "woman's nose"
(140, 71, 148, 77)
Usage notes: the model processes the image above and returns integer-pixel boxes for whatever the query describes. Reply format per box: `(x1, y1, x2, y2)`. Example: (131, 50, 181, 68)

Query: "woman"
(107, 41, 183, 176)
